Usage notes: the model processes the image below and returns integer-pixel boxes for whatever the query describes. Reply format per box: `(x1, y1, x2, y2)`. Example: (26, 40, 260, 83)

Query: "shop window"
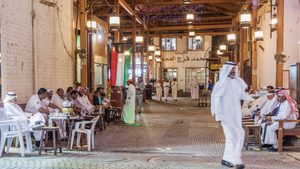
(161, 38, 177, 51)
(161, 68, 177, 81)
(94, 63, 106, 89)
(188, 36, 204, 50)
(185, 68, 207, 92)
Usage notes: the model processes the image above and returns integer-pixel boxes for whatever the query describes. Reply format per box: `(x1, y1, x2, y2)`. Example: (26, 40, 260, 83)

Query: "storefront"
(156, 35, 212, 92)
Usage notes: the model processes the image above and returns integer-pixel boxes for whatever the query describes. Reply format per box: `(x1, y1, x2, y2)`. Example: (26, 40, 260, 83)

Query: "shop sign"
(210, 64, 222, 70)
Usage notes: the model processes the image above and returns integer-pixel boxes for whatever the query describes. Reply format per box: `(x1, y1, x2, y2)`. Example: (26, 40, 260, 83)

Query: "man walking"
(211, 61, 252, 169)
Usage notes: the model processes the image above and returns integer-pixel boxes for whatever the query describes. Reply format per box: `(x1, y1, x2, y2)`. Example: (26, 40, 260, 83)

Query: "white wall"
(283, 0, 300, 69)
(157, 36, 212, 91)
(0, 0, 74, 103)
(256, 4, 277, 88)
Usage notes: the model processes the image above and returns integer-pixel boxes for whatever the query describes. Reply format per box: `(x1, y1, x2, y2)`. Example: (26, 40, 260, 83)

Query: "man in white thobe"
(163, 79, 170, 101)
(51, 88, 67, 138)
(122, 79, 136, 124)
(3, 92, 45, 129)
(171, 78, 178, 101)
(211, 61, 252, 169)
(254, 92, 277, 125)
(52, 88, 65, 109)
(156, 79, 163, 101)
(77, 87, 95, 115)
(25, 88, 52, 146)
(261, 90, 298, 151)
(190, 77, 199, 100)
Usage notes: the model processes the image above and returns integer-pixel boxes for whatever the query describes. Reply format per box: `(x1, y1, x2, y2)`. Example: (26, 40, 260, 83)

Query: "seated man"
(51, 88, 67, 138)
(93, 90, 101, 106)
(254, 91, 277, 124)
(261, 90, 298, 151)
(241, 92, 268, 117)
(3, 92, 45, 129)
(76, 87, 95, 115)
(42, 89, 62, 112)
(25, 88, 52, 146)
(70, 90, 84, 115)
(52, 88, 65, 109)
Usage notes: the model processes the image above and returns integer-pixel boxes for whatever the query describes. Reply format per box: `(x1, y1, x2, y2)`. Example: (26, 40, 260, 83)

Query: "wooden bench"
(278, 119, 300, 152)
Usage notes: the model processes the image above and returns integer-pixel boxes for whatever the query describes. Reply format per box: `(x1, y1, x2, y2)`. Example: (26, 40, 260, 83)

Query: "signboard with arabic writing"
(210, 64, 222, 70)
(162, 51, 207, 63)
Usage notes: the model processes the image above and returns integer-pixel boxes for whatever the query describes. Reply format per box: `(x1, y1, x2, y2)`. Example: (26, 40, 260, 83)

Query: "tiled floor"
(0, 98, 299, 169)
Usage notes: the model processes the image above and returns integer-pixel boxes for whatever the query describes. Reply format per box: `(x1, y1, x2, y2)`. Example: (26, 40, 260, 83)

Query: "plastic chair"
(70, 115, 100, 151)
(0, 118, 32, 157)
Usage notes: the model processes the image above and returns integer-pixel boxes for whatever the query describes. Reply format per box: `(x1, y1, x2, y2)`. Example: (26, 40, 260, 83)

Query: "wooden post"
(159, 33, 163, 81)
(146, 31, 150, 83)
(141, 30, 144, 79)
(276, 0, 284, 87)
(132, 2, 136, 83)
(80, 0, 88, 87)
(239, 28, 245, 78)
(251, 0, 258, 90)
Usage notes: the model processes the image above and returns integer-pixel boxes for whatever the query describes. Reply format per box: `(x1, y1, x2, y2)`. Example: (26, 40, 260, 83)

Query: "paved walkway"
(0, 98, 300, 169)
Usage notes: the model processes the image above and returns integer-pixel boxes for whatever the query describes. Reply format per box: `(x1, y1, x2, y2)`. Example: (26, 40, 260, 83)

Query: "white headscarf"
(3, 92, 17, 103)
(211, 62, 247, 97)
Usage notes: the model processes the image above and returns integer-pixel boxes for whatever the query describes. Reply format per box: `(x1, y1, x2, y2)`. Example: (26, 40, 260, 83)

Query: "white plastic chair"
(0, 118, 32, 157)
(70, 115, 100, 151)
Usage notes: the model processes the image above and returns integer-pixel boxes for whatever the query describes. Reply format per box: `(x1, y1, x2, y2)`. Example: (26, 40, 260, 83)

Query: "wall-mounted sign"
(162, 50, 206, 63)
(210, 64, 222, 70)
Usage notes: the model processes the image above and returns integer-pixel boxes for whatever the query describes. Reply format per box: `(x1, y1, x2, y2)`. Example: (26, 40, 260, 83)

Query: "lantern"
(154, 50, 161, 56)
(148, 45, 155, 52)
(189, 31, 195, 37)
(219, 45, 227, 52)
(136, 36, 144, 44)
(240, 11, 251, 28)
(254, 29, 264, 41)
(227, 33, 236, 44)
(186, 13, 194, 23)
(109, 16, 120, 30)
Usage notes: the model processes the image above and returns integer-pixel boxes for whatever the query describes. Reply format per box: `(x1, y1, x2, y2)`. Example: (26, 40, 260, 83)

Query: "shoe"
(262, 144, 272, 148)
(236, 164, 245, 169)
(221, 160, 234, 168)
(267, 146, 278, 152)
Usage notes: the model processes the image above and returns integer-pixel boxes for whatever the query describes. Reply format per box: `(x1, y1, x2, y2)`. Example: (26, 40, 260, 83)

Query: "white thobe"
(190, 80, 199, 99)
(76, 96, 94, 115)
(122, 84, 136, 124)
(52, 94, 64, 109)
(163, 82, 170, 100)
(261, 101, 297, 148)
(155, 82, 162, 101)
(211, 77, 248, 165)
(242, 96, 268, 116)
(171, 81, 178, 100)
(3, 102, 42, 152)
(4, 102, 45, 129)
(254, 96, 277, 124)
(50, 94, 67, 138)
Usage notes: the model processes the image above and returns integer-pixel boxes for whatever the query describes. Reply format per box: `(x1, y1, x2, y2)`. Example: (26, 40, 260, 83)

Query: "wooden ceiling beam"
(118, 0, 148, 30)
(134, 0, 242, 6)
(148, 24, 232, 31)
(122, 31, 230, 37)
